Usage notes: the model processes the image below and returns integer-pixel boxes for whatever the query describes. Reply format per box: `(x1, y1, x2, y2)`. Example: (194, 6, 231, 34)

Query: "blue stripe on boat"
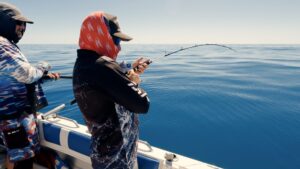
(68, 131, 91, 156)
(42, 122, 160, 169)
(137, 154, 160, 169)
(43, 123, 61, 145)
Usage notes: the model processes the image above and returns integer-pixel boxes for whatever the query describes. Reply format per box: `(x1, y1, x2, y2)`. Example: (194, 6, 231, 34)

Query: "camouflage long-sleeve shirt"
(0, 36, 49, 117)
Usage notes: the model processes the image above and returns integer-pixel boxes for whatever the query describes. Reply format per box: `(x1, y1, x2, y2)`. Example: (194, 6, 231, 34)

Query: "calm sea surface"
(20, 44, 300, 169)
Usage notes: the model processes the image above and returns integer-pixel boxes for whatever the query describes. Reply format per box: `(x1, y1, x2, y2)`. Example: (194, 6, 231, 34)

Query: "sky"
(2, 0, 300, 44)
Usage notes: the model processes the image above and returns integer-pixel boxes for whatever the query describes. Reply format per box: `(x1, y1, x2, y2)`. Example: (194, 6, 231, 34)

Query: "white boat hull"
(37, 110, 221, 169)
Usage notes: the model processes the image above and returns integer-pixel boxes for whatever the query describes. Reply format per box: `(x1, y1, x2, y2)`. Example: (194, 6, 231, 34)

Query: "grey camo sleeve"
(0, 40, 50, 84)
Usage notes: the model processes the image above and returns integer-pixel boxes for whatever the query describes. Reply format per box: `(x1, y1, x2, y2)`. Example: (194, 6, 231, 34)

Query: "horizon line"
(19, 43, 300, 45)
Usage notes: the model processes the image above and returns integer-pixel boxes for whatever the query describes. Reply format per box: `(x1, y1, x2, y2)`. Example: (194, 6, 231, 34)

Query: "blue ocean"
(20, 44, 300, 169)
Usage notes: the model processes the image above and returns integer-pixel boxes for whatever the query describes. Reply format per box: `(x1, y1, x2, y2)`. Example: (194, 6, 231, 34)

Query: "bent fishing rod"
(134, 43, 236, 71)
(60, 43, 235, 79)
(163, 43, 236, 57)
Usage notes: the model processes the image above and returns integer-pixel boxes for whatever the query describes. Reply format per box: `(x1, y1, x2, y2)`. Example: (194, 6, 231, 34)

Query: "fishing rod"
(60, 43, 235, 77)
(133, 43, 235, 71)
(43, 75, 73, 79)
(163, 43, 236, 57)
(60, 75, 73, 79)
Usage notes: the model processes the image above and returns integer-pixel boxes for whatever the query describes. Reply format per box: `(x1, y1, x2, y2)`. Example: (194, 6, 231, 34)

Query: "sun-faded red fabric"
(79, 11, 120, 60)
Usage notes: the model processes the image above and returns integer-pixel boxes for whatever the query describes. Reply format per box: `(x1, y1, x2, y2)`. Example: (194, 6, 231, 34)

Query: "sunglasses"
(15, 20, 26, 26)
(104, 18, 121, 46)
(112, 36, 121, 46)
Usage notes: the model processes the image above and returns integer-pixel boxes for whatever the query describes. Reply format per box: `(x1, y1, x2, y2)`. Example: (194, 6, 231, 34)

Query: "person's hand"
(45, 72, 60, 80)
(132, 57, 151, 74)
(127, 70, 141, 85)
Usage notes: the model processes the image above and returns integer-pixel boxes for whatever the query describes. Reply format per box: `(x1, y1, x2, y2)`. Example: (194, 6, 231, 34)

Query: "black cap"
(0, 2, 33, 24)
(103, 12, 132, 41)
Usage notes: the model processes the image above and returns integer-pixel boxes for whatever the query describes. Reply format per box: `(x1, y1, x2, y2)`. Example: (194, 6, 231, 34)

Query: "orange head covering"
(79, 11, 120, 60)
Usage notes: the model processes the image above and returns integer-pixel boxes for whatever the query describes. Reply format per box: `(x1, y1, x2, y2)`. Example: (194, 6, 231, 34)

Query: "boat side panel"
(137, 154, 160, 169)
(68, 131, 91, 156)
(43, 123, 61, 145)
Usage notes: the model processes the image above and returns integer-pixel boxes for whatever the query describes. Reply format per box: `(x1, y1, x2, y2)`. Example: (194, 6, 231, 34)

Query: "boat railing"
(41, 103, 80, 128)
(42, 104, 66, 119)
(138, 140, 153, 152)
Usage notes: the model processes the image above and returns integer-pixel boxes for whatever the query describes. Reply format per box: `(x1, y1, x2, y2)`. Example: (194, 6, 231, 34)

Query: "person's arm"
(0, 45, 50, 84)
(96, 60, 150, 113)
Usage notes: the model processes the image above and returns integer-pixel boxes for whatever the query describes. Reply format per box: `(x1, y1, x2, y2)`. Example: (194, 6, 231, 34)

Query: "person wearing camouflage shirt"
(0, 2, 59, 169)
